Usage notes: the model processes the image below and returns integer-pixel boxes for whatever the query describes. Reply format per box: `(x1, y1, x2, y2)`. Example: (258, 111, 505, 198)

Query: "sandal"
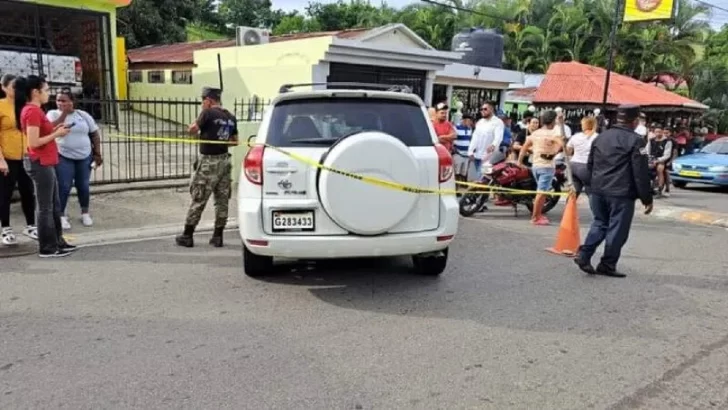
(1, 227, 18, 246)
(22, 225, 38, 240)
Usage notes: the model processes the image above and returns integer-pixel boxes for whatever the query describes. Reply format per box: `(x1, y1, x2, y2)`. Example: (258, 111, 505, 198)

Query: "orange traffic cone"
(546, 193, 581, 257)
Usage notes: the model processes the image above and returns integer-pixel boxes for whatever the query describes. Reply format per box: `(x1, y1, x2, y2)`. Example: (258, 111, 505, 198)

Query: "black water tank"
(451, 27, 504, 69)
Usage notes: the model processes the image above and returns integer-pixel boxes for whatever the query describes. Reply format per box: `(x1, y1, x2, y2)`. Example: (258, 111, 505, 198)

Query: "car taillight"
(243, 145, 264, 185)
(74, 61, 83, 82)
(435, 144, 453, 183)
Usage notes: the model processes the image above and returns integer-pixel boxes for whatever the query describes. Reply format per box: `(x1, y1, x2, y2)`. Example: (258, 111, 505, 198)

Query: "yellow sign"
(623, 0, 675, 22)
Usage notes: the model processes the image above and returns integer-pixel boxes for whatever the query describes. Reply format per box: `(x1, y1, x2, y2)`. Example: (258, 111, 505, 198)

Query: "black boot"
(595, 263, 626, 278)
(175, 224, 195, 248)
(209, 227, 224, 247)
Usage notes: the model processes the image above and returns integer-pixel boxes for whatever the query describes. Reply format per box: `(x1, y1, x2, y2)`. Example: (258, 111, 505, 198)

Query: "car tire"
(412, 248, 448, 276)
(673, 181, 688, 189)
(243, 245, 273, 277)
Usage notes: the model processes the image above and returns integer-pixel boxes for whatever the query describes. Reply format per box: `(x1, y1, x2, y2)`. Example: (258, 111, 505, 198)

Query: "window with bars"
(128, 71, 142, 83)
(172, 70, 192, 84)
(147, 70, 165, 84)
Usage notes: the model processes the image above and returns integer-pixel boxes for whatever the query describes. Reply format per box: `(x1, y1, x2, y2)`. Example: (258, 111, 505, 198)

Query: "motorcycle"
(459, 151, 567, 217)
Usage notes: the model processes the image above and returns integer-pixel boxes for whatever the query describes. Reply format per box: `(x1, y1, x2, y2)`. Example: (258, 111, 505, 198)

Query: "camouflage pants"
(185, 153, 232, 229)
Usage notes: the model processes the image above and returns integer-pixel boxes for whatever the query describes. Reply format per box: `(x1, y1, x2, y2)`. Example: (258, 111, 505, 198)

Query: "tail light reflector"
(244, 145, 264, 185)
(435, 144, 453, 183)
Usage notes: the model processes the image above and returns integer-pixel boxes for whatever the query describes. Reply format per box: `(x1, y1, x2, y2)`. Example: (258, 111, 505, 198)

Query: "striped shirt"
(454, 125, 472, 156)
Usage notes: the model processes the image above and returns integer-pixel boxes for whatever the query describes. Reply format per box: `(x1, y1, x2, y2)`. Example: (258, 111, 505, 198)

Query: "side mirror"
(247, 135, 256, 147)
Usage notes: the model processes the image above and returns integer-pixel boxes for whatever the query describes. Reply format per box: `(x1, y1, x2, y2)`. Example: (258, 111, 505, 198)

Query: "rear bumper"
(669, 171, 728, 186)
(238, 195, 459, 258)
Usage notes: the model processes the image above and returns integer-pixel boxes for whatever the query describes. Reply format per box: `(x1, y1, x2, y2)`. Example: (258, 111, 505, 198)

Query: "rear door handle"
(266, 167, 298, 174)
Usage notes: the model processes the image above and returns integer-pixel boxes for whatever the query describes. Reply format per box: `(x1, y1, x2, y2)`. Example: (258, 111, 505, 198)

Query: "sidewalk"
(2, 186, 239, 258)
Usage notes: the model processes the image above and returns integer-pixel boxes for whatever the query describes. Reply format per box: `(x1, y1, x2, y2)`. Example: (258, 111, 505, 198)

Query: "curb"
(0, 243, 37, 259)
(0, 219, 240, 258)
(576, 195, 728, 229)
(68, 218, 240, 248)
(650, 206, 728, 228)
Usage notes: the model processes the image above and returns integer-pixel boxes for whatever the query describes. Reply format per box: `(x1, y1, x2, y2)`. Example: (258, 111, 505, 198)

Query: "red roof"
(533, 62, 706, 110)
(127, 28, 370, 64)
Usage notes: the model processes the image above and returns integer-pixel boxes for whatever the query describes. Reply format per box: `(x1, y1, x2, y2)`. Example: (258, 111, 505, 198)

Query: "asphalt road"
(2, 213, 728, 410)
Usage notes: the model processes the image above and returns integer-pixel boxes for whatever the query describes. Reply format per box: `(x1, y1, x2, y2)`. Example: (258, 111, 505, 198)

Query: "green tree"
(218, 0, 280, 29)
(272, 13, 323, 35)
(118, 0, 197, 48)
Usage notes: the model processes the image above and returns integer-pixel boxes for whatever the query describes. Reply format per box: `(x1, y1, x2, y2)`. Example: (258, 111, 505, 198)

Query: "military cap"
(616, 104, 640, 122)
(201, 87, 222, 100)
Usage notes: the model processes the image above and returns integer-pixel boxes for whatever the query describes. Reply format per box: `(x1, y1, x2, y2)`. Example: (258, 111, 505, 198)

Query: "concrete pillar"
(311, 62, 330, 90)
(424, 71, 436, 106)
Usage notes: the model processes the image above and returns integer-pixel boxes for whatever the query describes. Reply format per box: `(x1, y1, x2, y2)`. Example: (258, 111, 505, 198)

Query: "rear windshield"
(266, 98, 433, 147)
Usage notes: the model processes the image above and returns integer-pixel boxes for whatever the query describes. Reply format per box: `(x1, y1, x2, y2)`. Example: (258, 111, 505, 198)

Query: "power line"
(696, 0, 728, 14)
(419, 0, 506, 19)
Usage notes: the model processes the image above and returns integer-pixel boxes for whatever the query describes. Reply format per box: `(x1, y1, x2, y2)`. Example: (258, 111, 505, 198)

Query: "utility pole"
(601, 0, 624, 110)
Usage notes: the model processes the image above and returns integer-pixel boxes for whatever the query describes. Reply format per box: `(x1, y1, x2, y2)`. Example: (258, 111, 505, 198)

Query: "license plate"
(272, 210, 315, 232)
(679, 170, 702, 177)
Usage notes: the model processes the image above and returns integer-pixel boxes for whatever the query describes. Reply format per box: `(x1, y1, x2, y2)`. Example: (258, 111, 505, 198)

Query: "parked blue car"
(670, 137, 728, 188)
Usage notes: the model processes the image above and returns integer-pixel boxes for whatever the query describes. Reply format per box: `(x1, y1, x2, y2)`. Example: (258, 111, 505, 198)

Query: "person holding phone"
(47, 90, 102, 229)
(15, 75, 76, 258)
(0, 73, 37, 245)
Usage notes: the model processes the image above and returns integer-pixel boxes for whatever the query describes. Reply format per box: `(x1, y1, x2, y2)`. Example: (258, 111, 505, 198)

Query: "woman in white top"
(46, 90, 103, 229)
(565, 116, 598, 196)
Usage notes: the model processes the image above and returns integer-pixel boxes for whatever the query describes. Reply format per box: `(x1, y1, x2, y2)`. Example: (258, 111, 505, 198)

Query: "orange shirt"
(0, 98, 25, 160)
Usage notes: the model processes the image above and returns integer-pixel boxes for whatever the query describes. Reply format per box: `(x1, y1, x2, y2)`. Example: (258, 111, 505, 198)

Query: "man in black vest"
(574, 104, 653, 278)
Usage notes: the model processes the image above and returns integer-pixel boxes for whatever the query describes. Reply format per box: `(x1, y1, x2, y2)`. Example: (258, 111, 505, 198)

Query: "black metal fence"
(62, 97, 270, 185)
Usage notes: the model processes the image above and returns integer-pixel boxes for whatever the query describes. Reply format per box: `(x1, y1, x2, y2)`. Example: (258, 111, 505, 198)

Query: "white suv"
(238, 86, 459, 277)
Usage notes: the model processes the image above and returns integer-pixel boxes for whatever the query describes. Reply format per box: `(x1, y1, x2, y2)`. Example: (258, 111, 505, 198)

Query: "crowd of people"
(0, 74, 102, 257)
(430, 101, 656, 277)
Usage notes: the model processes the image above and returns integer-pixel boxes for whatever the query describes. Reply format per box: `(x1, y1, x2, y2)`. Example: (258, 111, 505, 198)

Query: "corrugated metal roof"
(127, 28, 370, 64)
(533, 62, 706, 109)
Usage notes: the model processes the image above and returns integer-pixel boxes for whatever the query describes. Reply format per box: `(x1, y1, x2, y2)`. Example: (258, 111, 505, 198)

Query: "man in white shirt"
(634, 113, 648, 140)
(468, 102, 505, 166)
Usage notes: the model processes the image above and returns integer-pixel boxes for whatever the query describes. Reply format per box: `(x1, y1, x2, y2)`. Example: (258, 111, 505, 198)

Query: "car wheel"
(412, 248, 448, 276)
(243, 245, 273, 277)
(673, 181, 688, 189)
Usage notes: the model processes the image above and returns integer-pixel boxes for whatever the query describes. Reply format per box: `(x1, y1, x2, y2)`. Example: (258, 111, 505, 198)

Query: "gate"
(453, 87, 502, 118)
(327, 62, 427, 99)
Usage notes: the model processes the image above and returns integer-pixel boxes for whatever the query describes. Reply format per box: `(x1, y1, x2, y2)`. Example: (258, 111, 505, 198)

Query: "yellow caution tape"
(107, 134, 569, 197)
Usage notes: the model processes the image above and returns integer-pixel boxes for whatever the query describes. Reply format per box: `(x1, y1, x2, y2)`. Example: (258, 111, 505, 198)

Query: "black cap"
(435, 102, 449, 111)
(201, 87, 222, 100)
(616, 104, 640, 122)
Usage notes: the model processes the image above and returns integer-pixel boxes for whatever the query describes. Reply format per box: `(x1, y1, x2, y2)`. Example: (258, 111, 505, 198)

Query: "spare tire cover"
(318, 131, 421, 235)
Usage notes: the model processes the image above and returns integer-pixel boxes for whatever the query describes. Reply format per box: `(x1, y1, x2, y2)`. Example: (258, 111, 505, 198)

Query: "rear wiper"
(289, 138, 340, 144)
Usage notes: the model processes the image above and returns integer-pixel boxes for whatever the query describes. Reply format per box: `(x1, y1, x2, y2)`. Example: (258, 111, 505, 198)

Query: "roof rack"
(278, 82, 412, 94)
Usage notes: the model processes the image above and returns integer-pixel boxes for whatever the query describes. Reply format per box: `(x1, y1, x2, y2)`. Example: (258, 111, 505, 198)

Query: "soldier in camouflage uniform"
(175, 87, 238, 248)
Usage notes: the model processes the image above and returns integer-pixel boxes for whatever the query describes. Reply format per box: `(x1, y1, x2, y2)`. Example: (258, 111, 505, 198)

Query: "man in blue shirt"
(453, 115, 475, 180)
(498, 110, 513, 153)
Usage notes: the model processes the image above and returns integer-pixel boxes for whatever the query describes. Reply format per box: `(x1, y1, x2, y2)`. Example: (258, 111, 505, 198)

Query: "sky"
(268, 0, 728, 30)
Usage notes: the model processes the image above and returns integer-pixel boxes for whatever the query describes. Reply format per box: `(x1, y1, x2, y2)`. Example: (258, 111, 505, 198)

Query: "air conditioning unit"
(236, 27, 270, 46)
